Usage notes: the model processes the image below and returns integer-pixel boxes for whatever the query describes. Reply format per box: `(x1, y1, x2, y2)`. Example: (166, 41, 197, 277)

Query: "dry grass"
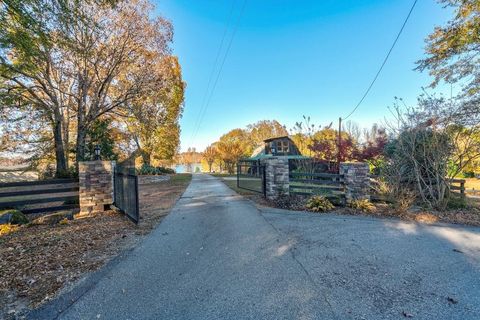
(333, 202, 480, 226)
(463, 178, 480, 190)
(0, 174, 191, 318)
(217, 175, 480, 227)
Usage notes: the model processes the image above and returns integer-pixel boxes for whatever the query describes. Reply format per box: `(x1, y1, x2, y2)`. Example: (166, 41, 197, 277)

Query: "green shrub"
(306, 195, 335, 212)
(462, 171, 475, 178)
(0, 209, 28, 225)
(348, 199, 375, 213)
(136, 164, 175, 175)
(446, 194, 468, 210)
(158, 167, 175, 174)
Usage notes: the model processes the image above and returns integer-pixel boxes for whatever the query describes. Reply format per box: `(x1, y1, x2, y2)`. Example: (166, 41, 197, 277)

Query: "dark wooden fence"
(0, 179, 79, 214)
(289, 172, 345, 201)
(450, 178, 466, 197)
(369, 176, 467, 201)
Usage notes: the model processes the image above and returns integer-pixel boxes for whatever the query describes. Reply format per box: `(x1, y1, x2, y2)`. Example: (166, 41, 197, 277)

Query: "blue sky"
(155, 0, 453, 151)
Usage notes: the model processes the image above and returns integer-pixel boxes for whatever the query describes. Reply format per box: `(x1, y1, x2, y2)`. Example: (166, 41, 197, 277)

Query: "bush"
(56, 166, 78, 179)
(0, 209, 28, 225)
(462, 171, 475, 178)
(389, 187, 416, 212)
(446, 194, 468, 210)
(136, 164, 175, 175)
(348, 199, 375, 213)
(306, 195, 334, 212)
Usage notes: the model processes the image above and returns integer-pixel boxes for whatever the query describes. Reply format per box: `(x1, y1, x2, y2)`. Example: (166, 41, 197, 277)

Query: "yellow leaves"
(0, 224, 20, 237)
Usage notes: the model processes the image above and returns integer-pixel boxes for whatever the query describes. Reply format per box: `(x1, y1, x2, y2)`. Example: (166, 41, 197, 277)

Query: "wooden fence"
(0, 179, 79, 214)
(450, 178, 466, 197)
(369, 176, 467, 201)
(289, 172, 345, 200)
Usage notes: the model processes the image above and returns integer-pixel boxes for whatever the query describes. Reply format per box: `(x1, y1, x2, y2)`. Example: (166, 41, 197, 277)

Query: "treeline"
(201, 119, 387, 174)
(202, 120, 288, 173)
(0, 0, 185, 177)
(205, 0, 480, 210)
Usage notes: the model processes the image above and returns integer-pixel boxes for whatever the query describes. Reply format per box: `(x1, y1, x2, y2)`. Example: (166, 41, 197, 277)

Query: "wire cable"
(342, 0, 418, 121)
(188, 0, 237, 148)
(190, 0, 249, 146)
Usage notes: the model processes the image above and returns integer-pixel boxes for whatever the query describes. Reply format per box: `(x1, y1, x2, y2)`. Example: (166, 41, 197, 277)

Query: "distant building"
(248, 136, 309, 160)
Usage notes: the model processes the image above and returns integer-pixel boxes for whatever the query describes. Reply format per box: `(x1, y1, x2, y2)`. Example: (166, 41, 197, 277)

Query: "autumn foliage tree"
(216, 129, 251, 174)
(354, 124, 388, 168)
(126, 56, 185, 166)
(417, 0, 480, 97)
(202, 144, 219, 173)
(247, 120, 288, 147)
(0, 0, 183, 176)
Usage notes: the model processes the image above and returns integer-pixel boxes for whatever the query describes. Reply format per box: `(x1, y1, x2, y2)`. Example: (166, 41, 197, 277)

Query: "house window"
(276, 140, 289, 153)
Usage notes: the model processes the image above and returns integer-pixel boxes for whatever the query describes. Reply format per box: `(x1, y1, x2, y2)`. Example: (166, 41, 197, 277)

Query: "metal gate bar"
(113, 166, 139, 223)
(237, 160, 266, 197)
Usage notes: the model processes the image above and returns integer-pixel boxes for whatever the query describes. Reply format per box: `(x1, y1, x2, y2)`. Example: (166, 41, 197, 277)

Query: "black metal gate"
(237, 159, 266, 197)
(113, 165, 139, 223)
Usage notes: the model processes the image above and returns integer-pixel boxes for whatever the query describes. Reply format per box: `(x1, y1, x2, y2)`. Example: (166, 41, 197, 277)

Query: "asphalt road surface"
(31, 174, 480, 320)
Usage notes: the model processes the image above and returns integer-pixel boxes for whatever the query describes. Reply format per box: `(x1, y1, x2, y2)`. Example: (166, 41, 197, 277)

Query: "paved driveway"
(31, 174, 480, 320)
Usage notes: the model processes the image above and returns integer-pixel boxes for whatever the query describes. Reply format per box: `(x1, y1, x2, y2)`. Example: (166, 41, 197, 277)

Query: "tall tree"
(417, 0, 480, 96)
(309, 128, 355, 164)
(216, 129, 251, 174)
(126, 56, 185, 165)
(0, 0, 175, 175)
(247, 120, 288, 147)
(64, 0, 173, 164)
(202, 144, 219, 173)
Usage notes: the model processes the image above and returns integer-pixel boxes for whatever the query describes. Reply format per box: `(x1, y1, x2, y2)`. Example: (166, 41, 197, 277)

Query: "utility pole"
(337, 117, 342, 173)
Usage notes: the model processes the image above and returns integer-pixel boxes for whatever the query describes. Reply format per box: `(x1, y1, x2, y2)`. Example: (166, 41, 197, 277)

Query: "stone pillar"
(339, 162, 370, 203)
(78, 160, 115, 216)
(262, 157, 289, 200)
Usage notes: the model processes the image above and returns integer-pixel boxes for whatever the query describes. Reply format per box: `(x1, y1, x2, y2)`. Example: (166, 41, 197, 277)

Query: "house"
(248, 136, 308, 160)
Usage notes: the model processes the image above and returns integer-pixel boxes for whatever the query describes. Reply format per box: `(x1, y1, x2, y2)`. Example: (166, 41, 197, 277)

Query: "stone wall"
(339, 162, 370, 203)
(262, 157, 289, 200)
(78, 161, 115, 216)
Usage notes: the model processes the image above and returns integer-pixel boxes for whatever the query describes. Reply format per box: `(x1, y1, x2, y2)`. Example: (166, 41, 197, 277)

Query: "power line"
(188, 0, 237, 148)
(190, 0, 249, 146)
(342, 0, 418, 121)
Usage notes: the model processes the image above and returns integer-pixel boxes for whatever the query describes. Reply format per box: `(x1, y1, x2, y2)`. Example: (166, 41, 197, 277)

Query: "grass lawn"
(0, 173, 192, 318)
(209, 173, 234, 178)
(169, 173, 193, 184)
(209, 174, 260, 196)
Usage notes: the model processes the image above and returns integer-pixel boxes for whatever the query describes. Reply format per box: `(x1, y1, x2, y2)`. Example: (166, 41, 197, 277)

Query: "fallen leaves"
(0, 177, 191, 318)
(0, 211, 134, 310)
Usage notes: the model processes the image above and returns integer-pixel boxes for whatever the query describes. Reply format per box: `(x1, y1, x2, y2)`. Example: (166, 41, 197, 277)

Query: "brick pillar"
(339, 162, 370, 203)
(78, 160, 115, 216)
(262, 157, 289, 200)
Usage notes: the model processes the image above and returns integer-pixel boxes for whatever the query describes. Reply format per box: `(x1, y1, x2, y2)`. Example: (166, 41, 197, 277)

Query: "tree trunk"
(142, 151, 151, 166)
(76, 125, 87, 166)
(63, 107, 70, 169)
(53, 118, 67, 177)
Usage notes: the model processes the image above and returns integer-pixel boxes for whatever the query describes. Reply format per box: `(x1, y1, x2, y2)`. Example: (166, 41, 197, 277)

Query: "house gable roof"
(263, 135, 291, 143)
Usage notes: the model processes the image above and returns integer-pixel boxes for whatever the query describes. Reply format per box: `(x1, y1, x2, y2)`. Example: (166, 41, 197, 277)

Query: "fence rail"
(289, 172, 345, 199)
(369, 176, 467, 201)
(450, 178, 466, 197)
(0, 178, 79, 214)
